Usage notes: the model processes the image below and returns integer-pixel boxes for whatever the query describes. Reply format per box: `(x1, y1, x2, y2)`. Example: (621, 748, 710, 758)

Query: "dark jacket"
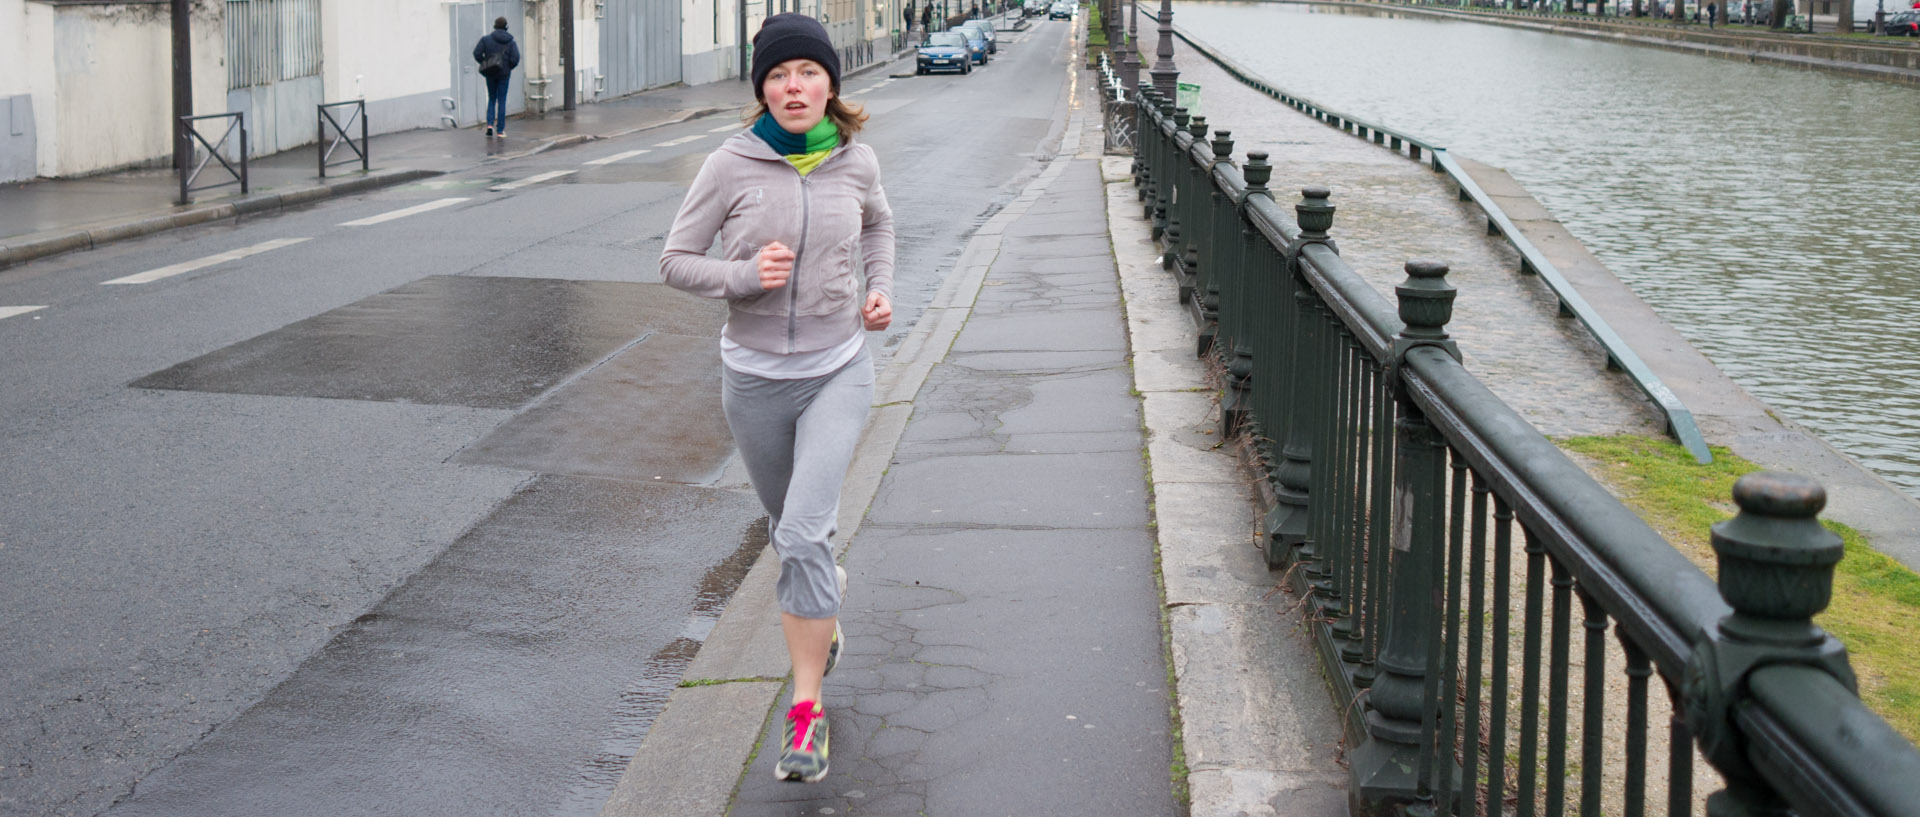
(473, 29, 521, 78)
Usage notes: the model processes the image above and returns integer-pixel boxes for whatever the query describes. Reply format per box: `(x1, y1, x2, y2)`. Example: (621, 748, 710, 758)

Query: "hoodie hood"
(490, 29, 514, 43)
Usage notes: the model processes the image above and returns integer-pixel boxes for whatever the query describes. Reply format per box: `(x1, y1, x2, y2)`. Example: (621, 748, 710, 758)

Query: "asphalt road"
(0, 16, 1078, 817)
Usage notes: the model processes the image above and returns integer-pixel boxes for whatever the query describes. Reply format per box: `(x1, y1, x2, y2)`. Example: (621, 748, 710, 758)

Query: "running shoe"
(775, 700, 830, 782)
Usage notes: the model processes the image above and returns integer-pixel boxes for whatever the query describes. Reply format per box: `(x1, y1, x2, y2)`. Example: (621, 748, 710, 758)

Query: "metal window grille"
(226, 0, 323, 90)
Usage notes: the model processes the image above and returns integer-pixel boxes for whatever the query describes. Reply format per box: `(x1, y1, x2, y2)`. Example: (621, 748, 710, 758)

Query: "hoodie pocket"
(804, 236, 861, 315)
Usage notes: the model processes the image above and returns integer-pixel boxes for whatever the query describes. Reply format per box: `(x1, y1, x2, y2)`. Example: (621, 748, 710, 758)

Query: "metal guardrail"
(177, 112, 248, 205)
(1128, 79, 1920, 817)
(1154, 14, 1713, 462)
(317, 99, 369, 178)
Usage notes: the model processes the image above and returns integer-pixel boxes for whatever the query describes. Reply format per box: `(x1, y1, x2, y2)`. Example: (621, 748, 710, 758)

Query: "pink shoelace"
(786, 701, 823, 751)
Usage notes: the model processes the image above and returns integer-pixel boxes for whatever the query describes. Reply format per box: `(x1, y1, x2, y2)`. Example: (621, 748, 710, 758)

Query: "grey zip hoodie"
(660, 130, 895, 354)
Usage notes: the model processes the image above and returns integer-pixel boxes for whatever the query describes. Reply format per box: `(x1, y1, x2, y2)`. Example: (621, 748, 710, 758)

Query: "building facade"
(0, 0, 907, 184)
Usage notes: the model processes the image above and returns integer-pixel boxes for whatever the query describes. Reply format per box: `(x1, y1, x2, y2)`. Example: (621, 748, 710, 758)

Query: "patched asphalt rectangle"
(454, 331, 735, 484)
(130, 276, 724, 409)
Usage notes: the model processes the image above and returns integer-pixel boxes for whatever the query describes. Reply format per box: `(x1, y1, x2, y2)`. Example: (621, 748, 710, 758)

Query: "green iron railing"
(1124, 74, 1920, 817)
(1141, 11, 1711, 463)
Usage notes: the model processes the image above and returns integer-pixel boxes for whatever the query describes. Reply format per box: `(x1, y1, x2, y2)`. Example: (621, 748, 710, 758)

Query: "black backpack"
(476, 38, 505, 76)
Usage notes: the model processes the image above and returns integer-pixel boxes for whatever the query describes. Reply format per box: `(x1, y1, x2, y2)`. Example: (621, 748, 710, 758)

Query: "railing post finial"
(1209, 130, 1233, 165)
(1242, 151, 1270, 197)
(1295, 187, 1336, 250)
(1683, 471, 1856, 817)
(1395, 260, 1458, 348)
(1187, 114, 1208, 141)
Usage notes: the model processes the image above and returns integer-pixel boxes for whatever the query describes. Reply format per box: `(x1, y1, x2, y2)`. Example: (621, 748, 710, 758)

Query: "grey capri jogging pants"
(721, 347, 874, 620)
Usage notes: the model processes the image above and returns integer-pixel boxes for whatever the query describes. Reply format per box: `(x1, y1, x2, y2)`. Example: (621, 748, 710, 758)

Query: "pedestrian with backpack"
(473, 17, 520, 137)
(659, 13, 893, 785)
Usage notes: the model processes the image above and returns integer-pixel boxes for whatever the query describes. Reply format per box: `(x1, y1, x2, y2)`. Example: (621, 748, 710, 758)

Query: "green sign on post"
(1177, 81, 1201, 117)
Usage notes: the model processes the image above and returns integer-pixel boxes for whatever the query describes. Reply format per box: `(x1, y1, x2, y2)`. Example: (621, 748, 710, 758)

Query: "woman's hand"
(757, 241, 794, 290)
(862, 291, 892, 331)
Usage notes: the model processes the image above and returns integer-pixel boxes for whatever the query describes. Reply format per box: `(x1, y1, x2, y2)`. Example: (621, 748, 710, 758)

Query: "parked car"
(949, 24, 990, 64)
(1048, 2, 1074, 20)
(959, 19, 996, 54)
(975, 17, 997, 43)
(1883, 9, 1920, 34)
(916, 31, 973, 74)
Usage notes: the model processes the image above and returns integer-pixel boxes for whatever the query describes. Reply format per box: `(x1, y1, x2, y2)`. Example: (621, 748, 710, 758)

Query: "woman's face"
(763, 58, 833, 134)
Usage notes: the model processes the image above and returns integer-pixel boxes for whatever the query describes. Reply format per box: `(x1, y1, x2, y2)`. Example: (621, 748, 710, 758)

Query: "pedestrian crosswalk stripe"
(0, 306, 46, 320)
(101, 238, 312, 285)
(338, 197, 469, 227)
(583, 149, 651, 166)
(491, 170, 577, 191)
(654, 134, 707, 147)
(708, 123, 740, 133)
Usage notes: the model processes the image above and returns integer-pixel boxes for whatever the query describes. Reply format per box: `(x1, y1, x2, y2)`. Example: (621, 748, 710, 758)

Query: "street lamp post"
(1122, 0, 1140, 92)
(1148, 0, 1177, 98)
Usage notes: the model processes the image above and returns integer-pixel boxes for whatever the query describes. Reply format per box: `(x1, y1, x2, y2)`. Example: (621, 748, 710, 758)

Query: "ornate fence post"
(1152, 99, 1178, 241)
(1217, 133, 1256, 436)
(1349, 259, 1458, 817)
(1166, 107, 1192, 266)
(1180, 115, 1213, 352)
(1269, 187, 1335, 570)
(1683, 472, 1855, 817)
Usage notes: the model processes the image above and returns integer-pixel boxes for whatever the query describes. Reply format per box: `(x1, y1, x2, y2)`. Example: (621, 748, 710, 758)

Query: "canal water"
(1168, 1, 1920, 496)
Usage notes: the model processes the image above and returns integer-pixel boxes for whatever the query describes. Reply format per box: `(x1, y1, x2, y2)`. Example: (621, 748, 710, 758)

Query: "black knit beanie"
(751, 14, 841, 100)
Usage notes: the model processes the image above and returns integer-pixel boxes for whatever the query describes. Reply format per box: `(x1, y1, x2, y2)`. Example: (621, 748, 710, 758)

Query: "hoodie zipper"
(789, 173, 811, 354)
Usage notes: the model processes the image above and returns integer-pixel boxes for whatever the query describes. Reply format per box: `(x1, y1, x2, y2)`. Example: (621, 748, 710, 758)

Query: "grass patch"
(1087, 2, 1109, 46)
(1562, 434, 1920, 742)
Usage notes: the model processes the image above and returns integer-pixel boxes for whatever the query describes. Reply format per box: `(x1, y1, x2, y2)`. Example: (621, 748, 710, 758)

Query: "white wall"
(2, 0, 45, 181)
(43, 0, 226, 177)
(683, 0, 744, 85)
(323, 0, 450, 106)
(2, 0, 34, 100)
(576, 0, 603, 104)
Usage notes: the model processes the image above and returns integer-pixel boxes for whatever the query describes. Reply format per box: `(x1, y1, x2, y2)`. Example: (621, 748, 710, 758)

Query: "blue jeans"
(484, 74, 509, 132)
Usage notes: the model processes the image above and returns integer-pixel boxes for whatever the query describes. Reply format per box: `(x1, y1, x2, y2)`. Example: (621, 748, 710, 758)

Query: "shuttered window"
(226, 0, 323, 90)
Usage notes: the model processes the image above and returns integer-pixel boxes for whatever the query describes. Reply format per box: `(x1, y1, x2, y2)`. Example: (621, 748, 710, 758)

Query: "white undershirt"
(720, 328, 865, 380)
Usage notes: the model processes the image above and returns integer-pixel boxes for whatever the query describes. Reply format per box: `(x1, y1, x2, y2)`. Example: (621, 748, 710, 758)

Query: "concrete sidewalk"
(0, 74, 763, 270)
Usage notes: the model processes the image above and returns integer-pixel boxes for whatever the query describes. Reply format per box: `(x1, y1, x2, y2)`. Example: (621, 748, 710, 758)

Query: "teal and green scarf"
(752, 113, 840, 176)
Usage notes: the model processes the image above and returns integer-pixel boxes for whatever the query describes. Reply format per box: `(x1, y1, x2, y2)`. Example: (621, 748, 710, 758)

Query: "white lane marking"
(708, 123, 740, 134)
(0, 306, 47, 320)
(339, 197, 469, 227)
(491, 170, 577, 191)
(101, 238, 312, 285)
(583, 149, 651, 165)
(653, 134, 707, 147)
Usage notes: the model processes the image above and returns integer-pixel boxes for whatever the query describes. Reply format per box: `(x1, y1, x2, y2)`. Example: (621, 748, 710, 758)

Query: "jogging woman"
(659, 13, 894, 784)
